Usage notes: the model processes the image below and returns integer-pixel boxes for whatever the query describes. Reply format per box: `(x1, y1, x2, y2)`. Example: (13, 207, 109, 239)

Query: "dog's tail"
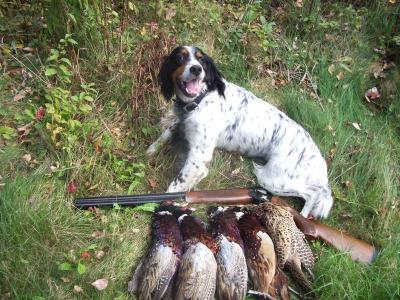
(311, 186, 333, 219)
(252, 162, 333, 219)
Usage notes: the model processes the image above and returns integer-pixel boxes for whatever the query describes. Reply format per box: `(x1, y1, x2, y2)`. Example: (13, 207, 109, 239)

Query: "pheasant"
(174, 208, 218, 300)
(127, 200, 183, 300)
(246, 203, 315, 293)
(209, 206, 248, 300)
(237, 211, 290, 299)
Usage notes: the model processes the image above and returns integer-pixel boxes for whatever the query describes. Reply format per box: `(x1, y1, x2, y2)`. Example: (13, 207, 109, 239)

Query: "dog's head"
(159, 46, 225, 102)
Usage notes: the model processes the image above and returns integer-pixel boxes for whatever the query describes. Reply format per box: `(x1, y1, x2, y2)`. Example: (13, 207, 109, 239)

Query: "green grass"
(1, 1, 399, 299)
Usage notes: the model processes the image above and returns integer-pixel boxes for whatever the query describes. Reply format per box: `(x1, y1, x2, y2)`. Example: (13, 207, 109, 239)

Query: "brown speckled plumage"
(175, 214, 218, 300)
(246, 203, 315, 292)
(237, 212, 277, 295)
(128, 202, 183, 300)
(210, 207, 248, 300)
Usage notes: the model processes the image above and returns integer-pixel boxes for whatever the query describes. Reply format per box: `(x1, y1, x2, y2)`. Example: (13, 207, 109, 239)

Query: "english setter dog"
(147, 46, 333, 219)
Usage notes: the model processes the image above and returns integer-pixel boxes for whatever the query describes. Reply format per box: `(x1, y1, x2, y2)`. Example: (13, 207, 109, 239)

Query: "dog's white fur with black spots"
(147, 46, 333, 219)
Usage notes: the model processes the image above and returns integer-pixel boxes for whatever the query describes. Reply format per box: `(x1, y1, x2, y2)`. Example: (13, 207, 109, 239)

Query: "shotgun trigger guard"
(249, 187, 273, 204)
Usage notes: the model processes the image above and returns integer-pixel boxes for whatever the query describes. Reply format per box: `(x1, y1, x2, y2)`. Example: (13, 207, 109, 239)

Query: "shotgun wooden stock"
(185, 189, 378, 265)
(186, 188, 253, 205)
(269, 196, 378, 265)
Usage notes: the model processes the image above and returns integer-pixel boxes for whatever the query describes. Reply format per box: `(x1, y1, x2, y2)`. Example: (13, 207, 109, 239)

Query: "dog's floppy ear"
(158, 56, 175, 100)
(203, 54, 225, 97)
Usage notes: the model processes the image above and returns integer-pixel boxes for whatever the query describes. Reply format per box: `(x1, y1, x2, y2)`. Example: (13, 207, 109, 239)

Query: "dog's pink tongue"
(186, 80, 201, 95)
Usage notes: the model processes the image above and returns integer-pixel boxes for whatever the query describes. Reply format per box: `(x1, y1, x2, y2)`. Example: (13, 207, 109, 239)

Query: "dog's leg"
(167, 147, 214, 192)
(146, 109, 179, 156)
(146, 122, 178, 156)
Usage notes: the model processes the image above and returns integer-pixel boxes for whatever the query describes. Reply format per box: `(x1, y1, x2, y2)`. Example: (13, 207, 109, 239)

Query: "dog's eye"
(177, 54, 185, 63)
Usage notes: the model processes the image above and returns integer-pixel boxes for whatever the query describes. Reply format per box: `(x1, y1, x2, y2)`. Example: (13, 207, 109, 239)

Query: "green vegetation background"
(0, 1, 399, 299)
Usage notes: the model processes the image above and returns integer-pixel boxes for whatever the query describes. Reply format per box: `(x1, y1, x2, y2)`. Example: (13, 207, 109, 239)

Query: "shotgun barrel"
(74, 191, 186, 209)
(74, 188, 269, 209)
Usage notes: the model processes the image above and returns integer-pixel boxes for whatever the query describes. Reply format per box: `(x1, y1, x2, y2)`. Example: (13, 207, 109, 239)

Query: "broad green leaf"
(86, 243, 98, 250)
(0, 126, 16, 135)
(113, 203, 121, 210)
(68, 119, 82, 129)
(47, 49, 59, 62)
(45, 67, 57, 76)
(58, 64, 71, 75)
(45, 103, 55, 114)
(0, 126, 16, 139)
(68, 13, 77, 24)
(84, 95, 94, 102)
(131, 202, 159, 213)
(67, 38, 78, 45)
(58, 262, 73, 271)
(79, 103, 92, 113)
(77, 262, 86, 274)
(127, 180, 140, 194)
(60, 58, 72, 66)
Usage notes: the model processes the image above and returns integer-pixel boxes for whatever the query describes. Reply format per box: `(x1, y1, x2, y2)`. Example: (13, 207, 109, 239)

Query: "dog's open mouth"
(178, 79, 202, 98)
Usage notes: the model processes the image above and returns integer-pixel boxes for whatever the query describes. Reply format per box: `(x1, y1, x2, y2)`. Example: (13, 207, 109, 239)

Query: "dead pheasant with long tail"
(128, 201, 184, 300)
(237, 211, 290, 299)
(246, 203, 315, 294)
(209, 206, 248, 300)
(174, 207, 218, 300)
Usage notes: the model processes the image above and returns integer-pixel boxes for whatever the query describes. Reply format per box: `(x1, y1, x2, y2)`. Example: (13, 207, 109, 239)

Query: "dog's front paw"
(146, 143, 158, 156)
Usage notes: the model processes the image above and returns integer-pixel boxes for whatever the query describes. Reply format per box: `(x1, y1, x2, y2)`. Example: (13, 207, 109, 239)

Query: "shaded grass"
(0, 165, 153, 299)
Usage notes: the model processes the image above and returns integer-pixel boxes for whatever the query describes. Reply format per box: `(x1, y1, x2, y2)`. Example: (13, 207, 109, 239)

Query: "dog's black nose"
(190, 65, 202, 76)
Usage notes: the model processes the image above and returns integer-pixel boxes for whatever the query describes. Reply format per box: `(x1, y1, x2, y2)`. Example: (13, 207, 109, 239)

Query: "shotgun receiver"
(74, 187, 378, 265)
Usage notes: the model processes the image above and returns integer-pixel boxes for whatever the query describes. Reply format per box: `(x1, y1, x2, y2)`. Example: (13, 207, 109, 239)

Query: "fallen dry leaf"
(231, 168, 241, 176)
(295, 0, 303, 7)
(36, 106, 46, 121)
(95, 250, 105, 260)
(328, 64, 335, 75)
(100, 215, 108, 223)
(88, 183, 99, 191)
(148, 179, 157, 189)
(22, 47, 35, 53)
(22, 154, 32, 163)
(342, 180, 352, 188)
(13, 87, 31, 101)
(91, 278, 108, 291)
(327, 125, 336, 136)
(336, 71, 344, 80)
(271, 79, 285, 88)
(80, 251, 91, 260)
(93, 139, 102, 153)
(111, 127, 122, 138)
(351, 122, 361, 131)
(49, 165, 58, 172)
(364, 87, 380, 102)
(67, 181, 77, 193)
(91, 230, 106, 238)
(165, 7, 177, 20)
(61, 277, 70, 283)
(324, 34, 335, 41)
(73, 285, 83, 293)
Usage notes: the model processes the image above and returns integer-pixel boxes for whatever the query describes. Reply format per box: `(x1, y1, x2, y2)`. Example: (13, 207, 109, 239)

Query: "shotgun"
(74, 187, 378, 265)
